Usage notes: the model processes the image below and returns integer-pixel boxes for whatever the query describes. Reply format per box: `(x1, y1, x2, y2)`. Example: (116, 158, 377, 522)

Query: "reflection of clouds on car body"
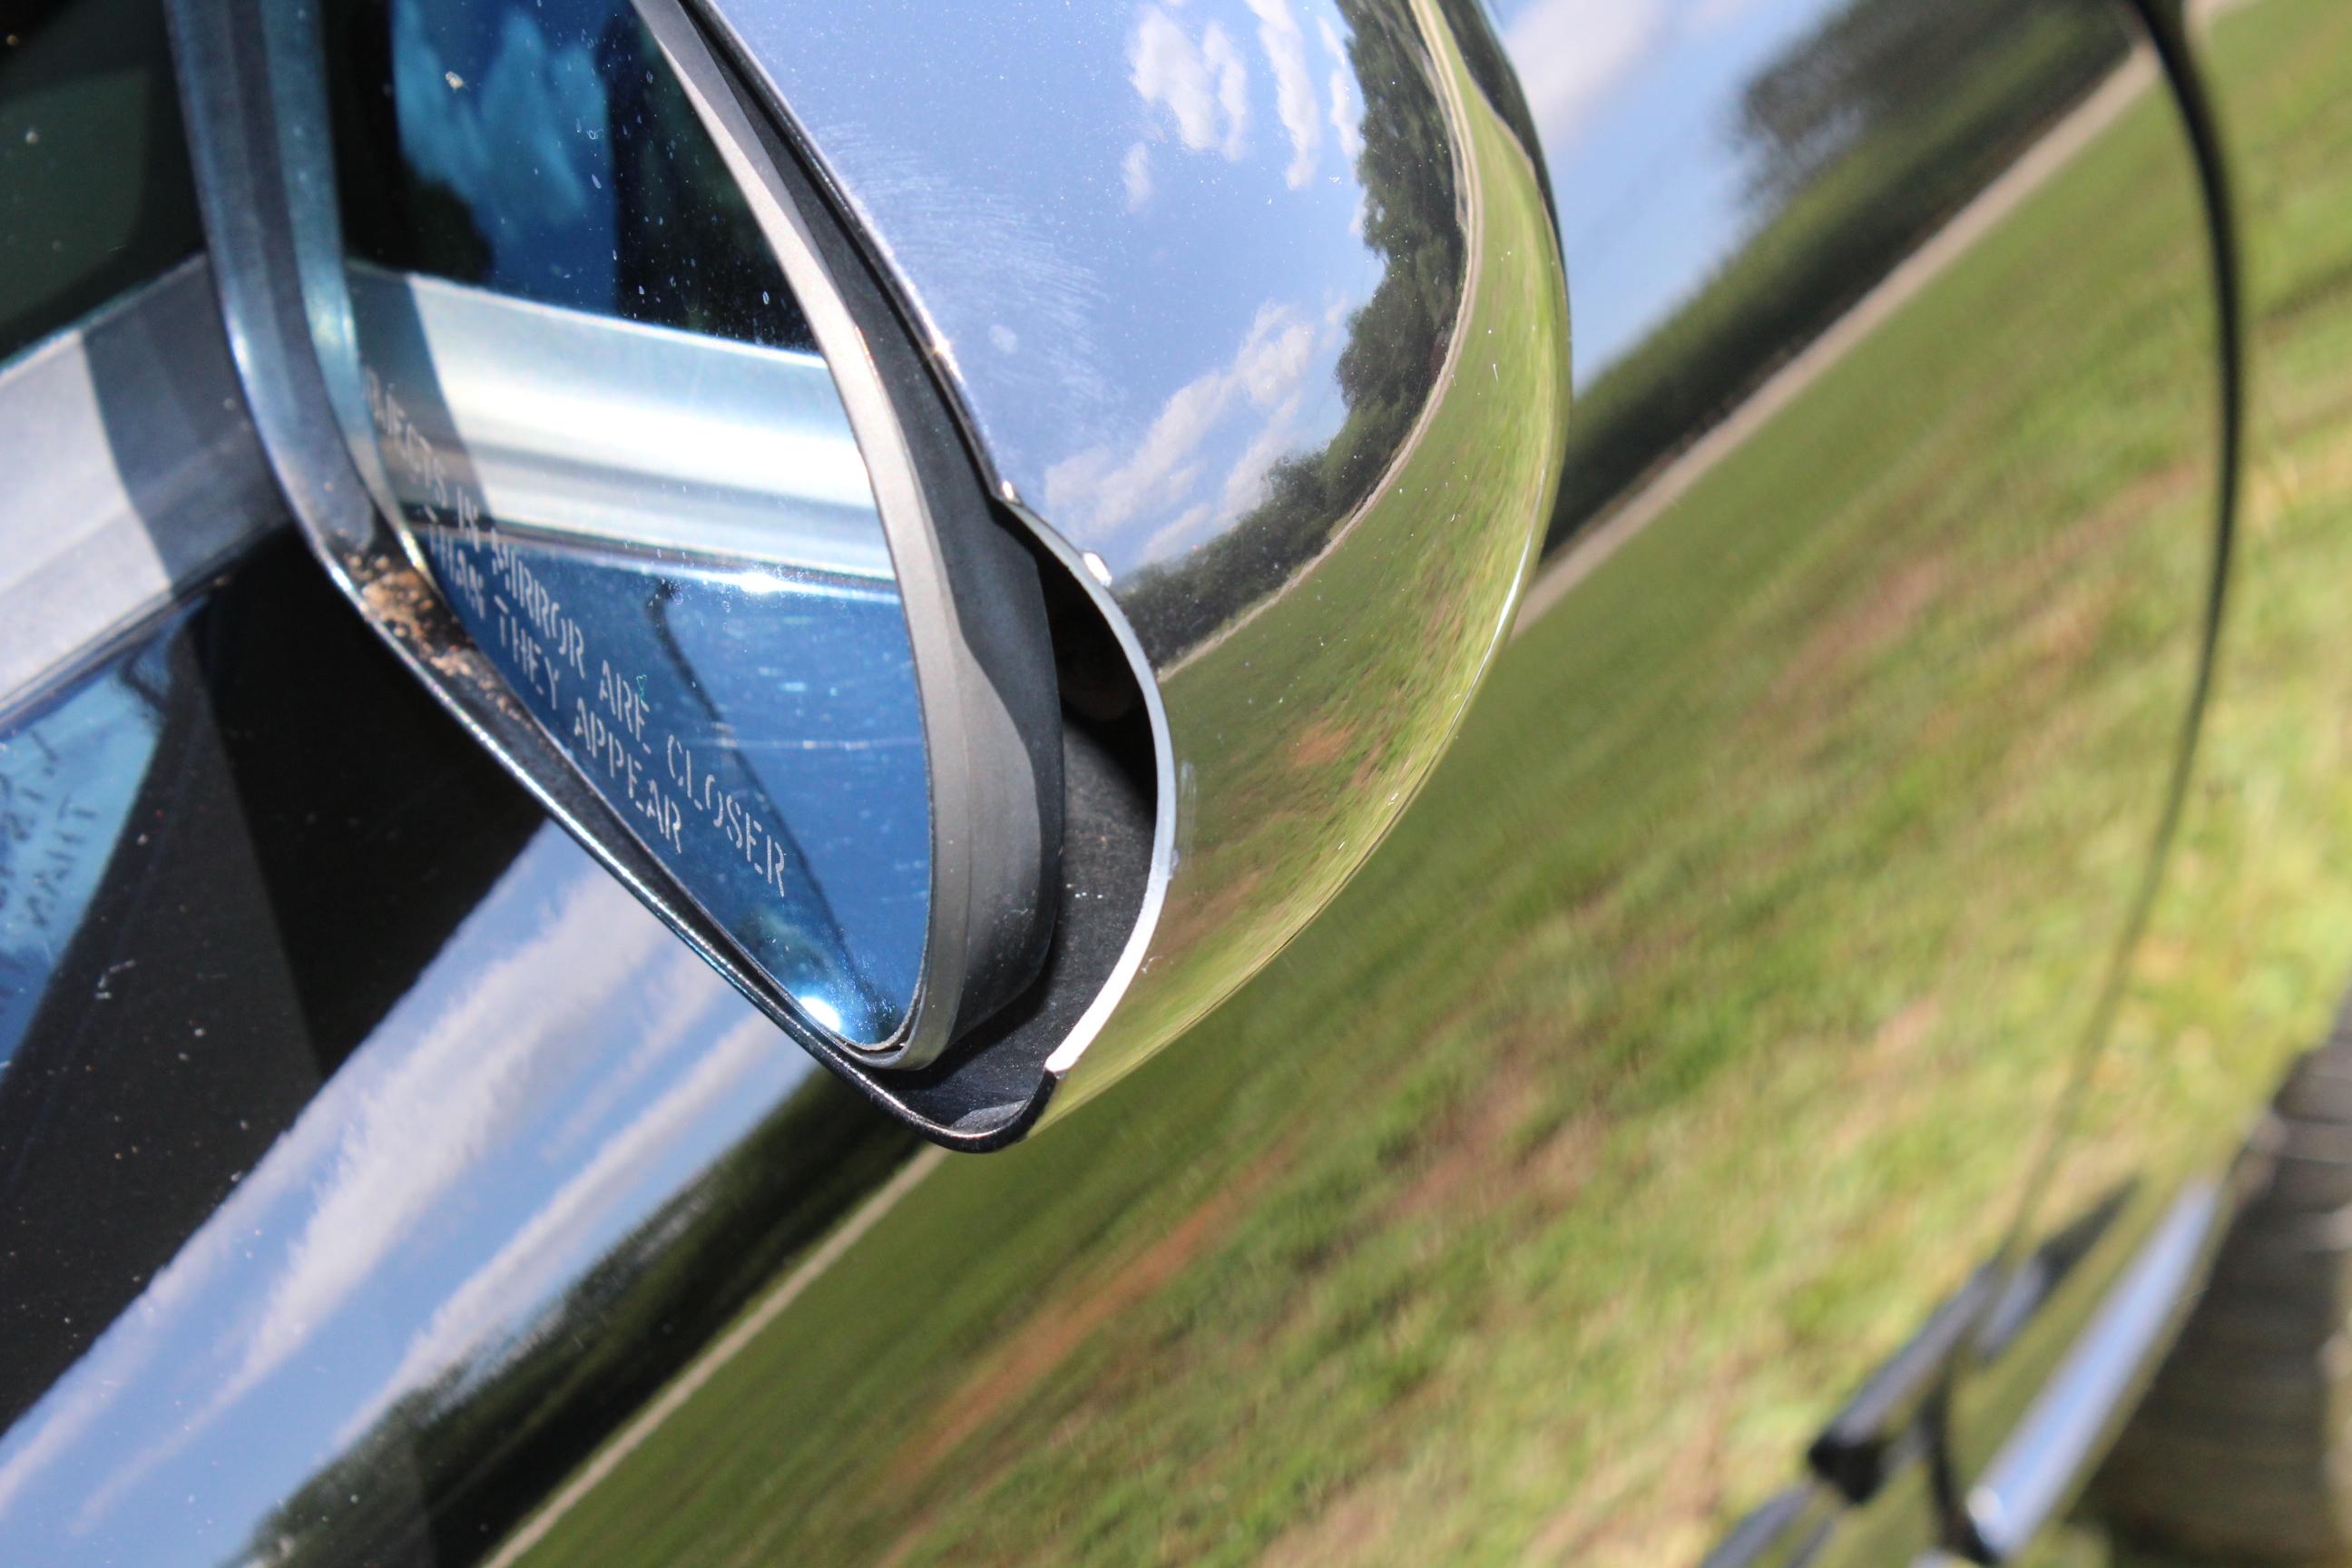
(1319, 15, 1367, 162)
(1129, 6, 1250, 163)
(0, 831, 803, 1556)
(1086, 0, 1383, 576)
(1046, 299, 1343, 573)
(45, 855, 670, 1526)
(213, 876, 669, 1412)
(1127, 0, 1363, 190)
(1246, 0, 1328, 187)
(1049, 0, 1466, 597)
(334, 1014, 790, 1449)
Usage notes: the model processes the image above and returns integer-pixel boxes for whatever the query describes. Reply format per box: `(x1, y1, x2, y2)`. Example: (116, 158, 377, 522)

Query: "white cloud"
(1504, 0, 1668, 146)
(1318, 17, 1364, 165)
(1220, 389, 1308, 517)
(335, 1017, 786, 1446)
(1234, 309, 1318, 406)
(1245, 0, 1322, 188)
(544, 950, 732, 1160)
(1122, 140, 1154, 210)
(1143, 503, 1220, 563)
(1208, 24, 1251, 154)
(1044, 374, 1224, 540)
(1132, 8, 1250, 159)
(60, 866, 678, 1530)
(216, 879, 671, 1412)
(1126, 3, 1366, 197)
(1043, 301, 1319, 554)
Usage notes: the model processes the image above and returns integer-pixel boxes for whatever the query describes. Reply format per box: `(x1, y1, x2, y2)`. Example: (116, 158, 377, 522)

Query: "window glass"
(0, 0, 203, 363)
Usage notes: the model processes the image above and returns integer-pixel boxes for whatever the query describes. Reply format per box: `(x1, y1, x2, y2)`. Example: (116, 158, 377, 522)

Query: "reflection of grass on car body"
(507, 2, 2352, 1565)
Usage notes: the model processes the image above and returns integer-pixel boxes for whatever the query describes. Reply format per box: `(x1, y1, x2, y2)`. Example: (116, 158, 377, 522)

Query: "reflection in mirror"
(309, 0, 927, 1046)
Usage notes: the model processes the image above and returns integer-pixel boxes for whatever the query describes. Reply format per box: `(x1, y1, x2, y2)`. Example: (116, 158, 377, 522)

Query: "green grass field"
(493, 1, 2352, 1563)
(2019, 1, 2352, 1561)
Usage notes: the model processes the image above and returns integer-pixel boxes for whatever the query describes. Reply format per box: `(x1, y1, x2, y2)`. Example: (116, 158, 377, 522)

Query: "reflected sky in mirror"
(313, 0, 932, 1044)
(0, 828, 818, 1565)
(331, 0, 816, 350)
(440, 531, 930, 1040)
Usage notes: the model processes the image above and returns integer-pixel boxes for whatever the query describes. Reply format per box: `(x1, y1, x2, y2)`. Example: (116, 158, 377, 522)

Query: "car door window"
(0, 0, 202, 365)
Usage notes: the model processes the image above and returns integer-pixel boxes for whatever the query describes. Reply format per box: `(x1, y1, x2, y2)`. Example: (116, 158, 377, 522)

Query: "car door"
(0, 0, 2242, 1563)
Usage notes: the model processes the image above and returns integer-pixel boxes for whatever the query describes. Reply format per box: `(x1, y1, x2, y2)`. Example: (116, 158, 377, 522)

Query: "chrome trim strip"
(1965, 1182, 2222, 1561)
(0, 259, 279, 710)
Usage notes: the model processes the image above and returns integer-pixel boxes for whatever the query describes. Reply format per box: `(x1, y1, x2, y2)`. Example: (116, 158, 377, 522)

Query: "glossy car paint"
(5, 0, 2337, 1564)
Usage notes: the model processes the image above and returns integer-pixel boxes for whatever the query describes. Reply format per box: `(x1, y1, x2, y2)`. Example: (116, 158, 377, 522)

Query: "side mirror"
(170, 0, 1569, 1145)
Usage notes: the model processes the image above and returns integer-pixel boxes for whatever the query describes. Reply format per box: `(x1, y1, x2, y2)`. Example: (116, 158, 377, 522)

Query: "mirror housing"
(169, 0, 1569, 1145)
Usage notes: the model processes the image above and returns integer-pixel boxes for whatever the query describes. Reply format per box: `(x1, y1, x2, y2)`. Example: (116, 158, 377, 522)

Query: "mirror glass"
(306, 0, 930, 1046)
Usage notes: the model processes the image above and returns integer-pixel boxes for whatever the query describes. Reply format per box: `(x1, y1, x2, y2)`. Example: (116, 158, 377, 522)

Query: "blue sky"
(1492, 0, 1847, 380)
